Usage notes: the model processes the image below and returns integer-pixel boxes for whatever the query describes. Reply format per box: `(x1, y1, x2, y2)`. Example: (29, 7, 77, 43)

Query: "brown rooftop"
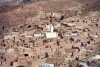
(46, 58, 64, 64)
(65, 49, 75, 53)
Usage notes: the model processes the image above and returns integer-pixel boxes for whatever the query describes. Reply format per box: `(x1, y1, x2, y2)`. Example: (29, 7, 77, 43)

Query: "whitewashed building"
(92, 55, 100, 60)
(46, 25, 51, 31)
(46, 24, 54, 32)
(4, 35, 13, 40)
(50, 25, 54, 32)
(71, 33, 78, 37)
(42, 63, 54, 67)
(44, 32, 58, 38)
(34, 34, 44, 37)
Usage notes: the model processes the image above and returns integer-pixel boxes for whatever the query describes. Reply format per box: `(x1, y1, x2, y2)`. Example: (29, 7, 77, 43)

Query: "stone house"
(64, 49, 77, 62)
(11, 32, 19, 37)
(34, 39, 43, 47)
(45, 58, 64, 67)
(65, 49, 75, 57)
(54, 50, 64, 58)
(18, 57, 27, 67)
(13, 62, 18, 67)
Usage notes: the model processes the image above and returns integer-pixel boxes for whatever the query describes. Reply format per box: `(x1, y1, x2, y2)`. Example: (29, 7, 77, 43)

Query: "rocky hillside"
(0, 0, 100, 32)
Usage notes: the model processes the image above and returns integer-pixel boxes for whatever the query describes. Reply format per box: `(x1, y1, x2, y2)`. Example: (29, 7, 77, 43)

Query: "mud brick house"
(18, 57, 27, 67)
(11, 32, 19, 37)
(54, 50, 64, 58)
(34, 38, 43, 47)
(13, 62, 18, 67)
(45, 58, 64, 67)
(64, 49, 78, 61)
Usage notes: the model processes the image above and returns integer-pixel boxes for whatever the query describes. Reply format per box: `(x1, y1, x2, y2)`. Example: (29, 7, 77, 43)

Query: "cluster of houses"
(0, 12, 100, 67)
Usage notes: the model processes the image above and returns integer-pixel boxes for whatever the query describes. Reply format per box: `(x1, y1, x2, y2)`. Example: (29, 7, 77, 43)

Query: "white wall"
(45, 32, 58, 38)
(42, 63, 54, 67)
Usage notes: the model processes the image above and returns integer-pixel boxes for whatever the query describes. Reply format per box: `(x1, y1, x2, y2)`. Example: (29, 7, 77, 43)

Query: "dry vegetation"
(0, 0, 100, 32)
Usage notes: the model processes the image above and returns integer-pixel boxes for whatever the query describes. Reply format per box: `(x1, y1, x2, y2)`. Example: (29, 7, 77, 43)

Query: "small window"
(24, 54, 28, 57)
(44, 65, 45, 67)
(28, 25, 31, 28)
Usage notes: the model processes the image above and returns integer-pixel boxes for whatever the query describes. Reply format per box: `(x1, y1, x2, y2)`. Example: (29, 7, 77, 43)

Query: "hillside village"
(0, 0, 100, 67)
(0, 11, 100, 67)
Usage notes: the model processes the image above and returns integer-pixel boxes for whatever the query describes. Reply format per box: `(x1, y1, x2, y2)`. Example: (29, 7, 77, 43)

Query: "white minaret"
(50, 24, 54, 32)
